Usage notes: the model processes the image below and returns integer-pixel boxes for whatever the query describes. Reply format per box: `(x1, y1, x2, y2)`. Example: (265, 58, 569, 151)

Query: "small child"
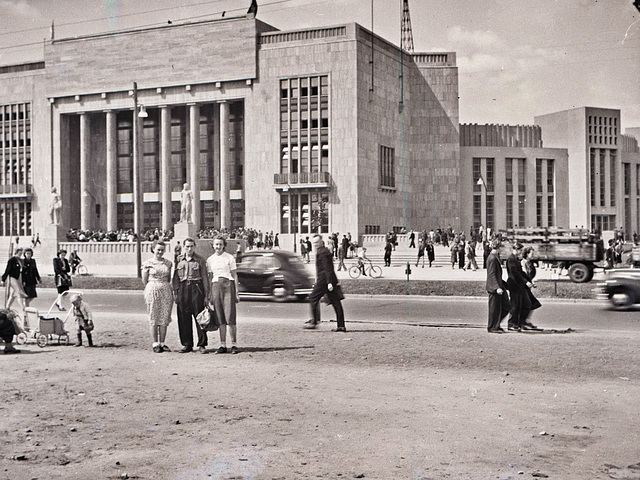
(70, 293, 94, 347)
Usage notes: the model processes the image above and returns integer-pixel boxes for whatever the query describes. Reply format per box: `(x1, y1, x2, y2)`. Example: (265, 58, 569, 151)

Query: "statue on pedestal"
(180, 183, 193, 223)
(49, 187, 62, 225)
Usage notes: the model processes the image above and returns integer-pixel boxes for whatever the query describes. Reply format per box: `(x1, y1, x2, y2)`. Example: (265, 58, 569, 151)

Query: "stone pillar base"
(41, 224, 66, 275)
(173, 222, 197, 241)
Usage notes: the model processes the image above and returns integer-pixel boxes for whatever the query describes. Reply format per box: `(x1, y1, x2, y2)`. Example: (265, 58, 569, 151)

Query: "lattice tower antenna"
(401, 0, 414, 52)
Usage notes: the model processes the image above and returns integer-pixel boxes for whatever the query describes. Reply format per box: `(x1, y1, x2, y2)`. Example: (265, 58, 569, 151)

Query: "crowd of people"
(66, 228, 174, 243)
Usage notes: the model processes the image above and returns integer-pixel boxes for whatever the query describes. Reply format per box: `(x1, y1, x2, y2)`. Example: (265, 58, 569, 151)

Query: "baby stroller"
(16, 290, 80, 348)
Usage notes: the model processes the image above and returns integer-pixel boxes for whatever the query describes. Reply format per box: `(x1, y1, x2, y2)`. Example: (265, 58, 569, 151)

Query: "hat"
(513, 241, 524, 250)
(70, 293, 83, 303)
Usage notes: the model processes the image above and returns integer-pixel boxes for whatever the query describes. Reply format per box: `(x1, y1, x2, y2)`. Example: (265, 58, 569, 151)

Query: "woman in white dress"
(142, 241, 174, 353)
(2, 248, 27, 318)
(206, 237, 240, 354)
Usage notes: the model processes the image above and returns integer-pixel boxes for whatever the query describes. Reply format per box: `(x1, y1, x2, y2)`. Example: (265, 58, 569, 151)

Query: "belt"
(184, 279, 203, 285)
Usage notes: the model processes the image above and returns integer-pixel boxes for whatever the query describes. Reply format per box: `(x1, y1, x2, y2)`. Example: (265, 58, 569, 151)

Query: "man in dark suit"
(505, 241, 533, 332)
(304, 235, 346, 332)
(486, 239, 510, 333)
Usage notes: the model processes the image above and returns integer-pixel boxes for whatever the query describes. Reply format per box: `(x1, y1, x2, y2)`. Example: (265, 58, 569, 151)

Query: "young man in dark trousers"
(172, 237, 210, 353)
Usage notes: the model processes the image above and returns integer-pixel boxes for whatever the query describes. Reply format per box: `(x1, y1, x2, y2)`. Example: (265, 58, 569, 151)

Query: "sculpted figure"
(180, 183, 193, 223)
(49, 187, 62, 225)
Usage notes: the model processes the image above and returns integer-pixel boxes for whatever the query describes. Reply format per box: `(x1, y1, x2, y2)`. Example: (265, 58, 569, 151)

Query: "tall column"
(219, 101, 231, 229)
(105, 111, 117, 231)
(188, 103, 201, 229)
(80, 112, 91, 230)
(160, 106, 172, 231)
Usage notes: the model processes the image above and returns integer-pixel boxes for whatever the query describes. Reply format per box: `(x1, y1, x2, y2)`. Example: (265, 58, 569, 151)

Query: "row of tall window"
(472, 157, 556, 229)
(116, 102, 244, 195)
(0, 200, 32, 236)
(280, 191, 329, 234)
(1, 103, 32, 235)
(279, 76, 331, 235)
(591, 214, 616, 232)
(379, 145, 395, 189)
(279, 76, 330, 177)
(115, 199, 243, 231)
(589, 148, 617, 208)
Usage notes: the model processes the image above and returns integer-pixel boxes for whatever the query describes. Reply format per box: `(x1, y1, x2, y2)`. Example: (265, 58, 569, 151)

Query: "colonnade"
(77, 101, 232, 232)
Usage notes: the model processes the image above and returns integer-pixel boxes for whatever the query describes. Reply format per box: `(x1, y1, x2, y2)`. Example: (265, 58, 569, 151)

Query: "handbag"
(324, 284, 345, 305)
(57, 274, 72, 288)
(196, 306, 218, 332)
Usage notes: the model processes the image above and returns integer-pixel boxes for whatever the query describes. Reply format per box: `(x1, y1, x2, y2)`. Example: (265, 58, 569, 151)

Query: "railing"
(58, 241, 160, 254)
(274, 171, 331, 187)
(0, 184, 32, 196)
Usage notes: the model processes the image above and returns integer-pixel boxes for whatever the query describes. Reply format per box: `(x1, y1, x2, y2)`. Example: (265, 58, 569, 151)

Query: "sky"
(1, 0, 639, 128)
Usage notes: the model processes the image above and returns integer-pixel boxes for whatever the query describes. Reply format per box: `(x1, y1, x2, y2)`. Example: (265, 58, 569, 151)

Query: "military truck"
(498, 228, 605, 283)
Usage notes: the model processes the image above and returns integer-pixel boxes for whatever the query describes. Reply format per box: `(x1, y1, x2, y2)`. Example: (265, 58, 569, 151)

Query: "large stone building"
(459, 123, 569, 231)
(535, 107, 640, 236)
(0, 12, 460, 264)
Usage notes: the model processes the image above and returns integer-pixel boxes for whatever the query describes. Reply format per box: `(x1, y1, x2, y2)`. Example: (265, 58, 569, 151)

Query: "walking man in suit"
(505, 241, 533, 332)
(486, 239, 510, 333)
(172, 237, 210, 353)
(303, 234, 346, 332)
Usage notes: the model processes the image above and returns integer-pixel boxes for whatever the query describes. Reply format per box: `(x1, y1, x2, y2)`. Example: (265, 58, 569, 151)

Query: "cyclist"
(69, 250, 82, 275)
(357, 246, 369, 276)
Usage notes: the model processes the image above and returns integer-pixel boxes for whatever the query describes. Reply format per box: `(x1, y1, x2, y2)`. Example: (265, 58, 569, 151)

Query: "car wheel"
(568, 263, 590, 283)
(610, 290, 633, 310)
(271, 284, 290, 302)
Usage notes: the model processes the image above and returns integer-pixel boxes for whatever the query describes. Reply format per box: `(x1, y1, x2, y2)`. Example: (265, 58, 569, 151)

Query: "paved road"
(26, 288, 640, 333)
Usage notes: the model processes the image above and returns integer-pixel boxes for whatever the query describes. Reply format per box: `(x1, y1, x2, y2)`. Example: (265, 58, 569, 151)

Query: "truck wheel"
(568, 263, 590, 283)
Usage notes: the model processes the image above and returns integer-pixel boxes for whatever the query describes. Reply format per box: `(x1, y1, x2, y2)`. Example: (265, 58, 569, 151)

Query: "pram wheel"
(58, 334, 69, 346)
(37, 334, 48, 348)
(16, 333, 27, 345)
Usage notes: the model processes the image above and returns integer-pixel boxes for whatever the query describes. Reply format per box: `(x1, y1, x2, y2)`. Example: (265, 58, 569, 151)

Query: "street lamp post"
(283, 183, 297, 253)
(477, 175, 487, 231)
(132, 82, 148, 278)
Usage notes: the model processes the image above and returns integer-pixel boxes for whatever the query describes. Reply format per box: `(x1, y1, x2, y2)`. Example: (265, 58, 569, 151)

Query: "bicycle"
(74, 263, 88, 276)
(348, 260, 382, 279)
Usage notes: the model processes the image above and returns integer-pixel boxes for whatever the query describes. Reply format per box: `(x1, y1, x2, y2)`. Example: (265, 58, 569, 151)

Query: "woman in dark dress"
(53, 249, 71, 311)
(22, 248, 41, 307)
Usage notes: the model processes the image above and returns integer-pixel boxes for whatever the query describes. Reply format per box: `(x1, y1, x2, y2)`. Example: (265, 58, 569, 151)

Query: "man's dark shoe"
(507, 325, 521, 332)
(488, 328, 504, 333)
(231, 346, 239, 354)
(216, 346, 228, 354)
(522, 322, 539, 330)
(161, 345, 171, 352)
(331, 327, 347, 332)
(198, 346, 208, 354)
(4, 346, 20, 354)
(179, 346, 193, 353)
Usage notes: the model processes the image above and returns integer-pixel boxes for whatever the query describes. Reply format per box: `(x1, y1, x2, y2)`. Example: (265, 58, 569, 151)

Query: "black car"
(595, 268, 640, 310)
(236, 250, 314, 301)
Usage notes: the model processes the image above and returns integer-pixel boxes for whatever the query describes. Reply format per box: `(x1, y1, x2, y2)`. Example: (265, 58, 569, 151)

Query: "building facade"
(459, 123, 569, 231)
(0, 13, 460, 261)
(535, 107, 640, 236)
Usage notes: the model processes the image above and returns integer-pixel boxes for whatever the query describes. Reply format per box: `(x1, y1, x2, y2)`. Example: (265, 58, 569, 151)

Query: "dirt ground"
(2, 304, 640, 480)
